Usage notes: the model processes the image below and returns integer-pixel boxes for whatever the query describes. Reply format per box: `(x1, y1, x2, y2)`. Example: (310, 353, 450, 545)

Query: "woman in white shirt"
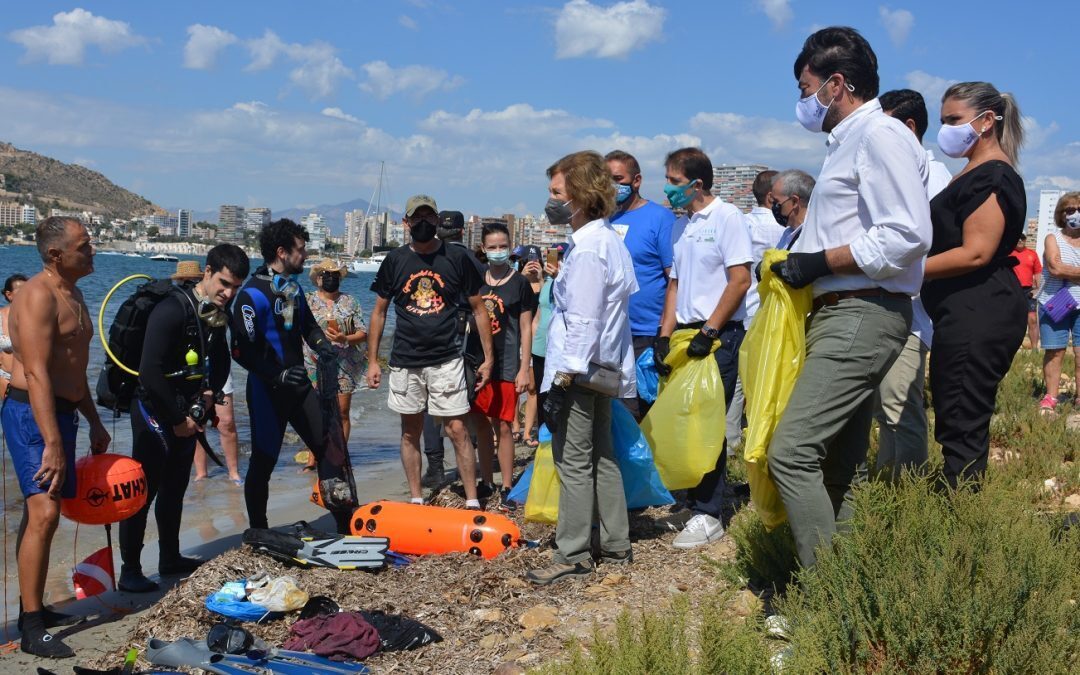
(526, 151, 638, 586)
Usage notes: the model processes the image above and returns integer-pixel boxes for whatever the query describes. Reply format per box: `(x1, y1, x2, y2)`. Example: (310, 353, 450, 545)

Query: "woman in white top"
(1037, 191, 1080, 412)
(526, 151, 638, 586)
(0, 274, 27, 400)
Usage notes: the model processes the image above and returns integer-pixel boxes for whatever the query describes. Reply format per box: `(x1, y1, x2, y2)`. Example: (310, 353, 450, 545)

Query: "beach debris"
(517, 605, 559, 631)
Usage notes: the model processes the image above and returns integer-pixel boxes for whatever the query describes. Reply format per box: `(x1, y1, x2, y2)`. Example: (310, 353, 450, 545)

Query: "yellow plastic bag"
(739, 248, 813, 530)
(641, 329, 726, 490)
(524, 441, 558, 524)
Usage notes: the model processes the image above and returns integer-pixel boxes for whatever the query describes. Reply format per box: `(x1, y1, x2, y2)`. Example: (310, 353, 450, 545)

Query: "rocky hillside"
(0, 142, 163, 218)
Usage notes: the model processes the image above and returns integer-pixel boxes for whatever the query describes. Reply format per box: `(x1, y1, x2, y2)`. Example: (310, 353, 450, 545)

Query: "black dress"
(922, 160, 1027, 488)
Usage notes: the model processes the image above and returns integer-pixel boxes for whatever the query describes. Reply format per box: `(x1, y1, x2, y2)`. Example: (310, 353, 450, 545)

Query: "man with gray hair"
(770, 169, 815, 249)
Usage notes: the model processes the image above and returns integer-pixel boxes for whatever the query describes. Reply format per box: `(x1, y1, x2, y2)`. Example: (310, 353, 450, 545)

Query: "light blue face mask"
(615, 183, 633, 204)
(663, 180, 698, 209)
(486, 250, 510, 265)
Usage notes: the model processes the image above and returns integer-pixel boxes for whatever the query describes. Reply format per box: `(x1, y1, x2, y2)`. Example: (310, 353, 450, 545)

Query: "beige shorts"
(387, 357, 470, 418)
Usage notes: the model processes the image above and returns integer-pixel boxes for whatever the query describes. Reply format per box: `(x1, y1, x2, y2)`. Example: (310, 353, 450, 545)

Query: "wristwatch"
(700, 325, 720, 339)
(553, 371, 574, 388)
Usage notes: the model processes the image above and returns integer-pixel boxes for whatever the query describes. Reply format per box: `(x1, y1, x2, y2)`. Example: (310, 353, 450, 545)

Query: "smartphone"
(527, 248, 541, 263)
(545, 248, 558, 267)
(326, 318, 340, 332)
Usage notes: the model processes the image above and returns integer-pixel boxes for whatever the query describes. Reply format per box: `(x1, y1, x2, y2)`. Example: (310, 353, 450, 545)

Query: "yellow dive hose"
(97, 274, 151, 377)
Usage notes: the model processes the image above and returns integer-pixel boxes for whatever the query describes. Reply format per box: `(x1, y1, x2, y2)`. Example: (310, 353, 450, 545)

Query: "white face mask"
(936, 110, 1001, 158)
(795, 76, 853, 133)
(1065, 212, 1080, 230)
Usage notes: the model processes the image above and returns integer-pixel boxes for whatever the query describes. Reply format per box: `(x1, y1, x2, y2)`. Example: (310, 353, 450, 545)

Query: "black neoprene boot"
(20, 610, 75, 659)
(118, 565, 159, 593)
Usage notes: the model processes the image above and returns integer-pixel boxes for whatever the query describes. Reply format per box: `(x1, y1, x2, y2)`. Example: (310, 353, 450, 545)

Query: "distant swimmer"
(2, 217, 111, 658)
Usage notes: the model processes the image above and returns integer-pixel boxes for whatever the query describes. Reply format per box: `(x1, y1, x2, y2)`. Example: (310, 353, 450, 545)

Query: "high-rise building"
(245, 207, 271, 232)
(177, 209, 192, 238)
(218, 204, 245, 242)
(711, 164, 769, 213)
(301, 213, 328, 251)
(20, 204, 37, 225)
(0, 203, 22, 227)
(1036, 190, 1063, 261)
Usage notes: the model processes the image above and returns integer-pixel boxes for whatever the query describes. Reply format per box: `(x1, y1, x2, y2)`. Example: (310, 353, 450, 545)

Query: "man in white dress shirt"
(767, 27, 932, 569)
(873, 88, 954, 478)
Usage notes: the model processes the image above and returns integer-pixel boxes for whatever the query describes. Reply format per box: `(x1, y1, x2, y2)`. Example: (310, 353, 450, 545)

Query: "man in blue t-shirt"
(606, 150, 675, 419)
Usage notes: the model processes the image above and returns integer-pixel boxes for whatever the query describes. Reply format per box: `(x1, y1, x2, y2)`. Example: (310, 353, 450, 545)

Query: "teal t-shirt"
(532, 278, 555, 357)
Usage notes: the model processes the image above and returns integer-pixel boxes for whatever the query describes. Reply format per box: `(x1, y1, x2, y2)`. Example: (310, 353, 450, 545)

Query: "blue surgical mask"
(486, 250, 510, 265)
(615, 183, 633, 204)
(663, 180, 698, 210)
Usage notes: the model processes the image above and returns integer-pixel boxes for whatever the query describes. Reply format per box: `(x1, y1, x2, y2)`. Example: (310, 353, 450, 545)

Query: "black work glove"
(653, 336, 672, 377)
(277, 365, 310, 389)
(314, 338, 337, 361)
(543, 385, 567, 431)
(770, 250, 831, 289)
(687, 330, 716, 358)
(754, 261, 763, 282)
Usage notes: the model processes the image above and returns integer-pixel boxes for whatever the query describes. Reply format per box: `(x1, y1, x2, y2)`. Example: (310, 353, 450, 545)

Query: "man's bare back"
(8, 271, 93, 403)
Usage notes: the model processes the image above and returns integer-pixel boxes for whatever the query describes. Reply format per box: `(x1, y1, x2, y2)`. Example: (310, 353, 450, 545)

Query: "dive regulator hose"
(98, 274, 152, 376)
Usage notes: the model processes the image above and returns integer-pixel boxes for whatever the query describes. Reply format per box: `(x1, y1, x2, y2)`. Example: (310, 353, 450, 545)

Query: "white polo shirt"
(670, 198, 753, 325)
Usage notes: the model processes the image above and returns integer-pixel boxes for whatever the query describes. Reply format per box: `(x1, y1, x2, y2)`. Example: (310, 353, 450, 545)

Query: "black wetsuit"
(119, 286, 229, 574)
(231, 265, 337, 529)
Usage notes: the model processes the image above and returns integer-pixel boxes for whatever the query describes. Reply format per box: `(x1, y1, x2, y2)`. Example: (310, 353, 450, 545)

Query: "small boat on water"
(149, 253, 179, 262)
(349, 255, 385, 273)
(123, 252, 142, 258)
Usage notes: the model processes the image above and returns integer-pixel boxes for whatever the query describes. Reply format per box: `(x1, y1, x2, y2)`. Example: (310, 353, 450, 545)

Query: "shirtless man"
(2, 217, 110, 658)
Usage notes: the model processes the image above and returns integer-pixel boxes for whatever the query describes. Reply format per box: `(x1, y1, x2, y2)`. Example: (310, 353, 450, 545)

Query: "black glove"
(543, 385, 567, 431)
(687, 330, 716, 358)
(653, 336, 672, 377)
(754, 261, 763, 282)
(314, 338, 336, 361)
(277, 365, 310, 389)
(770, 250, 831, 289)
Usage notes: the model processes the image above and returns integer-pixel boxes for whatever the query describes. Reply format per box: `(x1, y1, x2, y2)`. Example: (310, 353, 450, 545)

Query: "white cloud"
(554, 0, 665, 60)
(360, 61, 464, 100)
(8, 8, 146, 66)
(322, 107, 361, 124)
(1022, 116, 1060, 151)
(879, 6, 914, 46)
(399, 15, 419, 30)
(690, 111, 825, 170)
(243, 30, 352, 98)
(183, 24, 237, 70)
(1028, 175, 1080, 192)
(421, 104, 612, 138)
(904, 70, 958, 107)
(756, 0, 793, 30)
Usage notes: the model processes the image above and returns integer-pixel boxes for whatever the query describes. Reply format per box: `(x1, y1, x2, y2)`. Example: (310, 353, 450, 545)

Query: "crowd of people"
(0, 23, 1046, 657)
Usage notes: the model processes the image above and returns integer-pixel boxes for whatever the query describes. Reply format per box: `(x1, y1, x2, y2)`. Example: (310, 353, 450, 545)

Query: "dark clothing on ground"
(922, 160, 1027, 488)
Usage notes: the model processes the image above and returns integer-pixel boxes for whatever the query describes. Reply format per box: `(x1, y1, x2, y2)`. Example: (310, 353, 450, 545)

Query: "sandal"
(524, 437, 539, 449)
(1039, 394, 1057, 414)
(512, 431, 524, 444)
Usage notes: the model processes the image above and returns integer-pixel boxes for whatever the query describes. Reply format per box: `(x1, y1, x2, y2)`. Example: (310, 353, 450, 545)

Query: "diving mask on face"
(271, 273, 299, 330)
(198, 299, 228, 328)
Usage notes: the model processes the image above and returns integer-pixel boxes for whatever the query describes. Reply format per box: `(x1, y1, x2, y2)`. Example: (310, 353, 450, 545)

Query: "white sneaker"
(672, 513, 724, 549)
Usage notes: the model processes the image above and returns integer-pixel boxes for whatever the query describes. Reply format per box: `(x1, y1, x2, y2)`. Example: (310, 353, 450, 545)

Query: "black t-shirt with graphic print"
(480, 271, 538, 382)
(371, 242, 483, 368)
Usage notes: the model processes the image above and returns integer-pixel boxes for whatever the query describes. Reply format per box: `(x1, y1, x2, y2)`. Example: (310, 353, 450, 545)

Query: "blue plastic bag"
(510, 407, 672, 511)
(635, 348, 660, 404)
(205, 580, 278, 622)
(610, 402, 673, 509)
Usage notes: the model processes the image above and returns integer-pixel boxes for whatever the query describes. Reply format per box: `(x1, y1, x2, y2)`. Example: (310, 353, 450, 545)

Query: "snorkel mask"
(271, 274, 300, 330)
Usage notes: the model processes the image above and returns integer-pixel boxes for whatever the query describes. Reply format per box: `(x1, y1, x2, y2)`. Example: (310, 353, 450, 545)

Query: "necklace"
(487, 266, 513, 288)
(45, 269, 84, 334)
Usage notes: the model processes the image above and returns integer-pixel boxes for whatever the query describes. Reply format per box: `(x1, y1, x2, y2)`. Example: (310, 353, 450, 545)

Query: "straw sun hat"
(171, 260, 204, 281)
(308, 259, 349, 281)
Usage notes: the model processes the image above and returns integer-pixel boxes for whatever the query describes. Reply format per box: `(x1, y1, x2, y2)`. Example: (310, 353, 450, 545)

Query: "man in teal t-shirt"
(606, 150, 675, 419)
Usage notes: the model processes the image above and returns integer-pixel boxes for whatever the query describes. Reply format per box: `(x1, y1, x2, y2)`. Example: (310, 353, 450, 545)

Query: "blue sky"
(2, 1, 1077, 220)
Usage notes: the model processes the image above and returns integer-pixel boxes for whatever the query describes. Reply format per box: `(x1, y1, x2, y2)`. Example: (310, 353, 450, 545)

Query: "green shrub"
(724, 506, 799, 592)
(778, 477, 1080, 673)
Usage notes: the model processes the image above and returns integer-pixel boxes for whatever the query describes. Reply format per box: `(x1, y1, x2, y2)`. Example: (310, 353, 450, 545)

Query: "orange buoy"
(351, 500, 521, 559)
(309, 479, 324, 509)
(61, 454, 147, 525)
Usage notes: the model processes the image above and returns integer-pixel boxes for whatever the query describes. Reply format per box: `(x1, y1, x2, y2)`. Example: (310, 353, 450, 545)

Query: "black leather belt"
(5, 386, 79, 413)
(812, 289, 909, 312)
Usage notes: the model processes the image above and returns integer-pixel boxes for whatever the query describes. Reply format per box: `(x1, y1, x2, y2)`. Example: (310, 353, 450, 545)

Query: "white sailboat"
(348, 161, 393, 274)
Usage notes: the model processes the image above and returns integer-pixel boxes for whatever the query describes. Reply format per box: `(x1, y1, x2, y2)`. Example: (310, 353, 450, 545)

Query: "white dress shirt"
(792, 99, 932, 297)
(742, 206, 787, 320)
(541, 218, 638, 398)
(910, 149, 953, 348)
(670, 198, 753, 325)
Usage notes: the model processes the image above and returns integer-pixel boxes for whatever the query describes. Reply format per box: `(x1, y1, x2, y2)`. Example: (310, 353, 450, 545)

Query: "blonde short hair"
(1055, 192, 1080, 229)
(546, 151, 615, 222)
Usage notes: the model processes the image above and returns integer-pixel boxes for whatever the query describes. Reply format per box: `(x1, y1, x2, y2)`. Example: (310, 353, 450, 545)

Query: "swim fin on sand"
(147, 637, 369, 674)
(243, 522, 389, 570)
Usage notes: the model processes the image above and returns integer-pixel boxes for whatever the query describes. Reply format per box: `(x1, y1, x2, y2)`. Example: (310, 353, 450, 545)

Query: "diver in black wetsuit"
(231, 219, 346, 531)
(118, 244, 249, 593)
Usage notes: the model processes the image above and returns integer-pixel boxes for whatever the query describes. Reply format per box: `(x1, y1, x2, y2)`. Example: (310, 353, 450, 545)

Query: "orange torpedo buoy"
(61, 454, 147, 525)
(351, 500, 522, 559)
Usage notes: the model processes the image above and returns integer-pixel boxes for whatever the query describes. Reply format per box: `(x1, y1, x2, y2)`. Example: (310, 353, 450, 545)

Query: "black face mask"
(772, 198, 792, 227)
(410, 220, 437, 243)
(321, 273, 341, 293)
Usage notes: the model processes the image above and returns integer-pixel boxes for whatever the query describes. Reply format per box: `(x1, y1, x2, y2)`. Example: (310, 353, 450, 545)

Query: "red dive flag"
(72, 546, 116, 599)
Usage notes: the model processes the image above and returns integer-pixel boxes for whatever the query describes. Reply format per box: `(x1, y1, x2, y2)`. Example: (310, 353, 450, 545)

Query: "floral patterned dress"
(304, 292, 368, 393)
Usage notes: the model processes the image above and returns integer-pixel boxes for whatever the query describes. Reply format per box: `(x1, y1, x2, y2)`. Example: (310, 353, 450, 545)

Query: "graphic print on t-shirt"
(482, 292, 505, 336)
(403, 270, 446, 316)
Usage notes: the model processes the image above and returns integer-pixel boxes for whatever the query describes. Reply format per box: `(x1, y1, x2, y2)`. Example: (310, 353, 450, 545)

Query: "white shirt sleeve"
(721, 210, 754, 268)
(849, 125, 932, 279)
(556, 249, 606, 374)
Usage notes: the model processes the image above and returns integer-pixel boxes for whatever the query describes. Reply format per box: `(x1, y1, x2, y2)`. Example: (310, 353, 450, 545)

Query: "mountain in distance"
(184, 198, 402, 236)
(0, 141, 164, 219)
